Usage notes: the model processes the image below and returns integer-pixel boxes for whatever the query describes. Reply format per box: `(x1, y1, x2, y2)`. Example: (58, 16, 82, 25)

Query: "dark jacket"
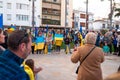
(64, 37, 70, 45)
(0, 49, 29, 80)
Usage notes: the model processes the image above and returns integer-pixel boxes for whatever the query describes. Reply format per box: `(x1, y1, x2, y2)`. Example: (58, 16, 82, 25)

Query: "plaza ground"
(27, 50, 120, 80)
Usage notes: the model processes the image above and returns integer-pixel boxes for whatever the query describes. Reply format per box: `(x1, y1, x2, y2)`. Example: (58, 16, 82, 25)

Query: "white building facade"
(93, 18, 120, 30)
(0, 0, 73, 29)
(73, 9, 94, 30)
(0, 0, 42, 28)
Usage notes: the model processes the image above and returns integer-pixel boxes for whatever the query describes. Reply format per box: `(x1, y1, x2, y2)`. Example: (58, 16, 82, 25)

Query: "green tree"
(114, 8, 120, 17)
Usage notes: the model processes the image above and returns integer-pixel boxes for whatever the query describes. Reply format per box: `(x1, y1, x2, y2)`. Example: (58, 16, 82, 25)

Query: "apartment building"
(0, 0, 42, 29)
(42, 0, 73, 29)
(72, 9, 94, 30)
(0, 0, 73, 29)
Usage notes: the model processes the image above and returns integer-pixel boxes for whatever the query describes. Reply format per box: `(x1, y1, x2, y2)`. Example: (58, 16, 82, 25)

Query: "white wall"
(73, 10, 94, 30)
(93, 22, 102, 30)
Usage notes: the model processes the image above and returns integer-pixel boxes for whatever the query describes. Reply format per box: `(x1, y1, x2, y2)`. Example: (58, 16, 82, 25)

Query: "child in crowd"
(24, 59, 43, 80)
(103, 42, 110, 55)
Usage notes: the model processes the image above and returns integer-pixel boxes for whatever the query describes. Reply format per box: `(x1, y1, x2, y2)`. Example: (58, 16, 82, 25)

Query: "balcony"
(42, 8, 61, 16)
(42, 0, 61, 5)
(42, 19, 60, 25)
(42, 3, 61, 10)
(42, 11, 60, 16)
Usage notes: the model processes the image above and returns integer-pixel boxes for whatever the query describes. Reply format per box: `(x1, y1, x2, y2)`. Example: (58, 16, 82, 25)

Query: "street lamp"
(86, 0, 88, 30)
(29, 0, 35, 28)
(65, 0, 67, 32)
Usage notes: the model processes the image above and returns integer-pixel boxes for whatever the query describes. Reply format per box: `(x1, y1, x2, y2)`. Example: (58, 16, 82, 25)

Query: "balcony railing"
(42, 0, 61, 5)
(42, 19, 60, 25)
(42, 11, 60, 16)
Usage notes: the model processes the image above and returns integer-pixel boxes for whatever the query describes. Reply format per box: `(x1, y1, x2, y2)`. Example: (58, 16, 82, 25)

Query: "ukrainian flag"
(34, 36, 45, 50)
(10, 25, 16, 31)
(55, 34, 63, 46)
(55, 34, 63, 41)
(7, 25, 16, 33)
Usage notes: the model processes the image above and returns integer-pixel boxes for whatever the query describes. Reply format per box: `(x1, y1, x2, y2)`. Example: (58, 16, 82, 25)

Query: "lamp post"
(29, 0, 35, 28)
(86, 0, 88, 30)
(65, 0, 67, 32)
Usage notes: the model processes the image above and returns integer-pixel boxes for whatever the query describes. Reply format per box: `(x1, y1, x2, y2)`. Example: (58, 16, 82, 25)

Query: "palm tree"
(114, 8, 120, 17)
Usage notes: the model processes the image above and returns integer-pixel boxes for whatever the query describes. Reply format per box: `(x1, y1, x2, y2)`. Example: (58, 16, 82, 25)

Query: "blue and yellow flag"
(55, 34, 63, 41)
(10, 25, 16, 31)
(7, 25, 16, 33)
(55, 34, 63, 46)
(34, 36, 45, 50)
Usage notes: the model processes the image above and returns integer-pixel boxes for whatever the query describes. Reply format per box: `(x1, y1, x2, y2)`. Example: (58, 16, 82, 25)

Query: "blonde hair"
(84, 32, 97, 45)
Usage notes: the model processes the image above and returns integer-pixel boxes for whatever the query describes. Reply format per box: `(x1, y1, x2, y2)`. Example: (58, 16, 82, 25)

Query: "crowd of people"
(0, 27, 119, 80)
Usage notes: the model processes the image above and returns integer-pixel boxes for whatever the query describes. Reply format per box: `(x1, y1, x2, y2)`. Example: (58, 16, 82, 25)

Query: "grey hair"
(84, 32, 97, 44)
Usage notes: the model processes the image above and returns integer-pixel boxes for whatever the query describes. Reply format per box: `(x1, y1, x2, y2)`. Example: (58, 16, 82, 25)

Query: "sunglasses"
(18, 32, 29, 45)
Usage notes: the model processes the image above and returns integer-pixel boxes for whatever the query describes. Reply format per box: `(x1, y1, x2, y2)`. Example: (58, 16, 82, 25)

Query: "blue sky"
(73, 0, 120, 18)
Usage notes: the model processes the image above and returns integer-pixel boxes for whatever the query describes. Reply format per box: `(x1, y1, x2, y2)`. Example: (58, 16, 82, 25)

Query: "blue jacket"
(0, 49, 30, 80)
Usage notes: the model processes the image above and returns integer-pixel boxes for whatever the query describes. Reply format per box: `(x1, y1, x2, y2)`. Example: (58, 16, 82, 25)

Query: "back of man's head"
(7, 30, 30, 51)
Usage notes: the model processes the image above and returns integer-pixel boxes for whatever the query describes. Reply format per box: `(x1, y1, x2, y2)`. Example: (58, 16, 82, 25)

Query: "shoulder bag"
(76, 46, 96, 74)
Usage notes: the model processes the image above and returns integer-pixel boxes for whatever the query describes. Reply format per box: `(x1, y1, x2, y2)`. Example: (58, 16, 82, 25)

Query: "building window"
(66, 8, 69, 15)
(72, 13, 74, 19)
(16, 3, 29, 10)
(116, 25, 119, 29)
(7, 3, 11, 9)
(80, 14, 86, 18)
(16, 3, 21, 9)
(102, 24, 105, 28)
(66, 19, 68, 26)
(80, 22, 85, 27)
(16, 14, 29, 21)
(0, 1, 3, 8)
(7, 14, 11, 20)
(67, 0, 69, 4)
(53, 0, 57, 2)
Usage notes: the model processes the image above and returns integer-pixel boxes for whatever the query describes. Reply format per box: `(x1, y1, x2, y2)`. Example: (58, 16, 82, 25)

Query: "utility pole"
(108, 0, 112, 30)
(86, 0, 88, 30)
(65, 0, 67, 32)
(29, 0, 35, 28)
(32, 0, 35, 28)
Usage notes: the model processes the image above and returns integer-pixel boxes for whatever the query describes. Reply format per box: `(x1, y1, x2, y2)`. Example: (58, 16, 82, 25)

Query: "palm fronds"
(114, 8, 120, 17)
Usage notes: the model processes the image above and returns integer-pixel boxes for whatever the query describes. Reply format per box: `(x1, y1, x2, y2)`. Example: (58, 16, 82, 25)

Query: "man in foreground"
(0, 30, 32, 80)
